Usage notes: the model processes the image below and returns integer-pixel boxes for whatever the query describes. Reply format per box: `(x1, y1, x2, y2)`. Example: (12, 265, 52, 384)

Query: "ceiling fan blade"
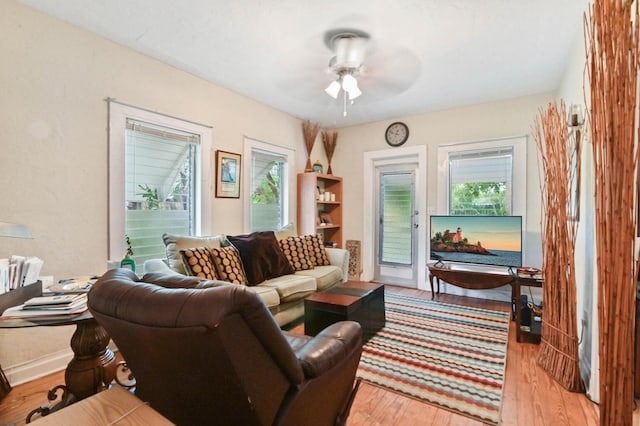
(358, 46, 421, 100)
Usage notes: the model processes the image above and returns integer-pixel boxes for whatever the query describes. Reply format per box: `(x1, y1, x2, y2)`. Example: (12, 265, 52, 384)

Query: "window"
(437, 136, 526, 218)
(243, 137, 294, 232)
(109, 101, 212, 266)
(448, 147, 513, 215)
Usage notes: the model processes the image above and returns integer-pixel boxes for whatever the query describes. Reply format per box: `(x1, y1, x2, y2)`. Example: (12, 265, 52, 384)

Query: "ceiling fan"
(275, 27, 421, 121)
(323, 29, 370, 110)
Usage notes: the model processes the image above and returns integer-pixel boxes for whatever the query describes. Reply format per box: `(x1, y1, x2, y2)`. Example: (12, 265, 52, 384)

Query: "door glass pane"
(125, 120, 198, 265)
(379, 172, 413, 265)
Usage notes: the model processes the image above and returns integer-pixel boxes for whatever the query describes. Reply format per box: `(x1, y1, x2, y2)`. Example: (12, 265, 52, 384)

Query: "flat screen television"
(430, 215, 522, 268)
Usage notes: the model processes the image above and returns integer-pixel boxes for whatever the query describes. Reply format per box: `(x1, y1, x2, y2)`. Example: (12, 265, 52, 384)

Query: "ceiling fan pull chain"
(343, 90, 347, 117)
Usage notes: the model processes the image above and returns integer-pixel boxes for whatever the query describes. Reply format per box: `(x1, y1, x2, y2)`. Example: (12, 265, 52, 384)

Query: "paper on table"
(23, 293, 86, 308)
(1, 302, 88, 319)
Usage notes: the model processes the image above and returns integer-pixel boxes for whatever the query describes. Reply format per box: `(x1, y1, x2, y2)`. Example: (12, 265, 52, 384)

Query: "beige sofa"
(144, 227, 349, 327)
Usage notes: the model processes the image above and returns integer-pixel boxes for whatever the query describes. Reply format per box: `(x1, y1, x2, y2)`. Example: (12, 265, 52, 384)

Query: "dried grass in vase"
(321, 130, 338, 175)
(302, 120, 321, 172)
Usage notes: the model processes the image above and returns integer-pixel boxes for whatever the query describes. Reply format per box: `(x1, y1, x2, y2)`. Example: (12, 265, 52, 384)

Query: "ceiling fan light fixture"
(348, 84, 362, 100)
(341, 73, 358, 92)
(325, 80, 340, 99)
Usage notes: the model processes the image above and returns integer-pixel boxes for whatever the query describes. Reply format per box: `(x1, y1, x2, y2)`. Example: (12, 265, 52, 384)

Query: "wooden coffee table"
(304, 281, 385, 343)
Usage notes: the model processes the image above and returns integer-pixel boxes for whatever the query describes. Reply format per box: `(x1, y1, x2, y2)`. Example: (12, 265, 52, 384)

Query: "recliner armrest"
(295, 321, 362, 378)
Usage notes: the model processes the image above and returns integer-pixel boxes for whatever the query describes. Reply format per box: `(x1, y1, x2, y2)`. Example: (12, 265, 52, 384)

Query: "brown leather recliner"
(88, 269, 362, 426)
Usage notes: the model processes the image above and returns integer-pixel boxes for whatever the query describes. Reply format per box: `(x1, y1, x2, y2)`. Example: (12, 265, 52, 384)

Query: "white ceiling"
(19, 0, 590, 128)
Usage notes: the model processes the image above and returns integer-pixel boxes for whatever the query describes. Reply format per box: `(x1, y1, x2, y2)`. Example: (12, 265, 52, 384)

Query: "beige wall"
(332, 93, 553, 269)
(0, 1, 301, 377)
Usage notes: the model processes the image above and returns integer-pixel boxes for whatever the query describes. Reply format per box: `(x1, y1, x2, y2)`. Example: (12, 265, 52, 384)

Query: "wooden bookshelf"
(297, 173, 343, 247)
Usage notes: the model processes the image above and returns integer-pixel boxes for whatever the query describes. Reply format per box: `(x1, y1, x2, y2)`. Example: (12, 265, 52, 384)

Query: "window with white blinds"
(123, 119, 198, 264)
(250, 149, 286, 231)
(108, 101, 212, 267)
(448, 147, 513, 215)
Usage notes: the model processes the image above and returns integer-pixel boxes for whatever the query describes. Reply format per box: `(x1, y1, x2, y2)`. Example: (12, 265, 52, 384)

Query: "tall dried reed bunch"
(586, 0, 640, 423)
(302, 120, 321, 172)
(532, 101, 583, 393)
(321, 130, 338, 175)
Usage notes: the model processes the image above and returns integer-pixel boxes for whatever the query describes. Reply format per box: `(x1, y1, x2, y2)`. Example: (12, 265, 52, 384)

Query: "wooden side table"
(305, 281, 385, 343)
(427, 263, 515, 298)
(512, 275, 543, 343)
(0, 283, 117, 420)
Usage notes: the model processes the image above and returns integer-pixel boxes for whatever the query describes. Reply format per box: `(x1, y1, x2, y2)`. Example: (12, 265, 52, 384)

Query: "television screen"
(430, 215, 522, 268)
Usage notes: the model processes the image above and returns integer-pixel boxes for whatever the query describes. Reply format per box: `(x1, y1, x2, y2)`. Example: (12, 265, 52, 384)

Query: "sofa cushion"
(180, 247, 218, 280)
(295, 265, 343, 291)
(245, 285, 280, 311)
(227, 231, 294, 286)
(278, 236, 314, 271)
(305, 234, 331, 266)
(274, 223, 298, 240)
(210, 246, 248, 285)
(259, 274, 316, 303)
(162, 233, 226, 275)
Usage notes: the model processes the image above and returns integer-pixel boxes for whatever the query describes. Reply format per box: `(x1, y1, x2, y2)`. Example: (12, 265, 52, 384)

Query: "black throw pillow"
(227, 231, 294, 285)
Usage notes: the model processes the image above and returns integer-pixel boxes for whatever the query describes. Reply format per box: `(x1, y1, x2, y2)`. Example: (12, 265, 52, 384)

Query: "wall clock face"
(385, 122, 409, 147)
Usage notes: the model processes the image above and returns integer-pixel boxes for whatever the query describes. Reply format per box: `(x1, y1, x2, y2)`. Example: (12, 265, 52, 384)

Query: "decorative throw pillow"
(279, 236, 314, 271)
(274, 223, 298, 241)
(162, 233, 226, 274)
(227, 231, 294, 285)
(180, 247, 218, 280)
(210, 246, 248, 285)
(305, 234, 331, 266)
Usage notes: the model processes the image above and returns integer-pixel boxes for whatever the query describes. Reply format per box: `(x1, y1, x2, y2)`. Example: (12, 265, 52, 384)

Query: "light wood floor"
(0, 285, 636, 425)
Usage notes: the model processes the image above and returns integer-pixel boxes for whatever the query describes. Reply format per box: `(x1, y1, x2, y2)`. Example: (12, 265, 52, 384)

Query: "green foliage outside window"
(252, 163, 281, 204)
(137, 184, 160, 210)
(450, 182, 507, 216)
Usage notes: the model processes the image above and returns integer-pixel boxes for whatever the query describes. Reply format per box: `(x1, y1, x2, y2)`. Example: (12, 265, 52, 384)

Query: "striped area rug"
(357, 293, 510, 425)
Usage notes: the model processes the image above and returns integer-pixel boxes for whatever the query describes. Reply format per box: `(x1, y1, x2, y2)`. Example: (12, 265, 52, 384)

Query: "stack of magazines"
(1, 293, 88, 320)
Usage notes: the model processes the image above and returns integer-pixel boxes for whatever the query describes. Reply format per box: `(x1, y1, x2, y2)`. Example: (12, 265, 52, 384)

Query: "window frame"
(437, 135, 526, 219)
(243, 136, 295, 233)
(108, 101, 213, 261)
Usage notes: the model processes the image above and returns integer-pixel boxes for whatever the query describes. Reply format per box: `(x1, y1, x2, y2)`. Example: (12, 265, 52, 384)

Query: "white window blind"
(448, 147, 513, 215)
(449, 148, 513, 184)
(124, 119, 198, 264)
(250, 149, 286, 231)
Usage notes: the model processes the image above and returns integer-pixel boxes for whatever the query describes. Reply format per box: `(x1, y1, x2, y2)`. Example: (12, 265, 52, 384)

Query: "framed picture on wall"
(215, 150, 241, 198)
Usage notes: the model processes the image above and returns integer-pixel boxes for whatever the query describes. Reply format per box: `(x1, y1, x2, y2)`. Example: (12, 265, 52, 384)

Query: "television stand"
(427, 262, 516, 299)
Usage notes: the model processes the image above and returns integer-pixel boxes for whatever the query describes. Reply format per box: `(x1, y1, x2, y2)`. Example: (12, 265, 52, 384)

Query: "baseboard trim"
(4, 349, 72, 386)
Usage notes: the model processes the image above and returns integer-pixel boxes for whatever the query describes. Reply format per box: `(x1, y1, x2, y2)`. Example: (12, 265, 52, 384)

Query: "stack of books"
(1, 293, 88, 320)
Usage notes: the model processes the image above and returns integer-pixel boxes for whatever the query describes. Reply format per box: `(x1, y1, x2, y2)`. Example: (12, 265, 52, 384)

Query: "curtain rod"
(105, 97, 213, 129)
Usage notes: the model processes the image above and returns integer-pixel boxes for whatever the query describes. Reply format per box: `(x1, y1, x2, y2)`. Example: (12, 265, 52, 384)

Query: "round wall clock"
(385, 122, 409, 147)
